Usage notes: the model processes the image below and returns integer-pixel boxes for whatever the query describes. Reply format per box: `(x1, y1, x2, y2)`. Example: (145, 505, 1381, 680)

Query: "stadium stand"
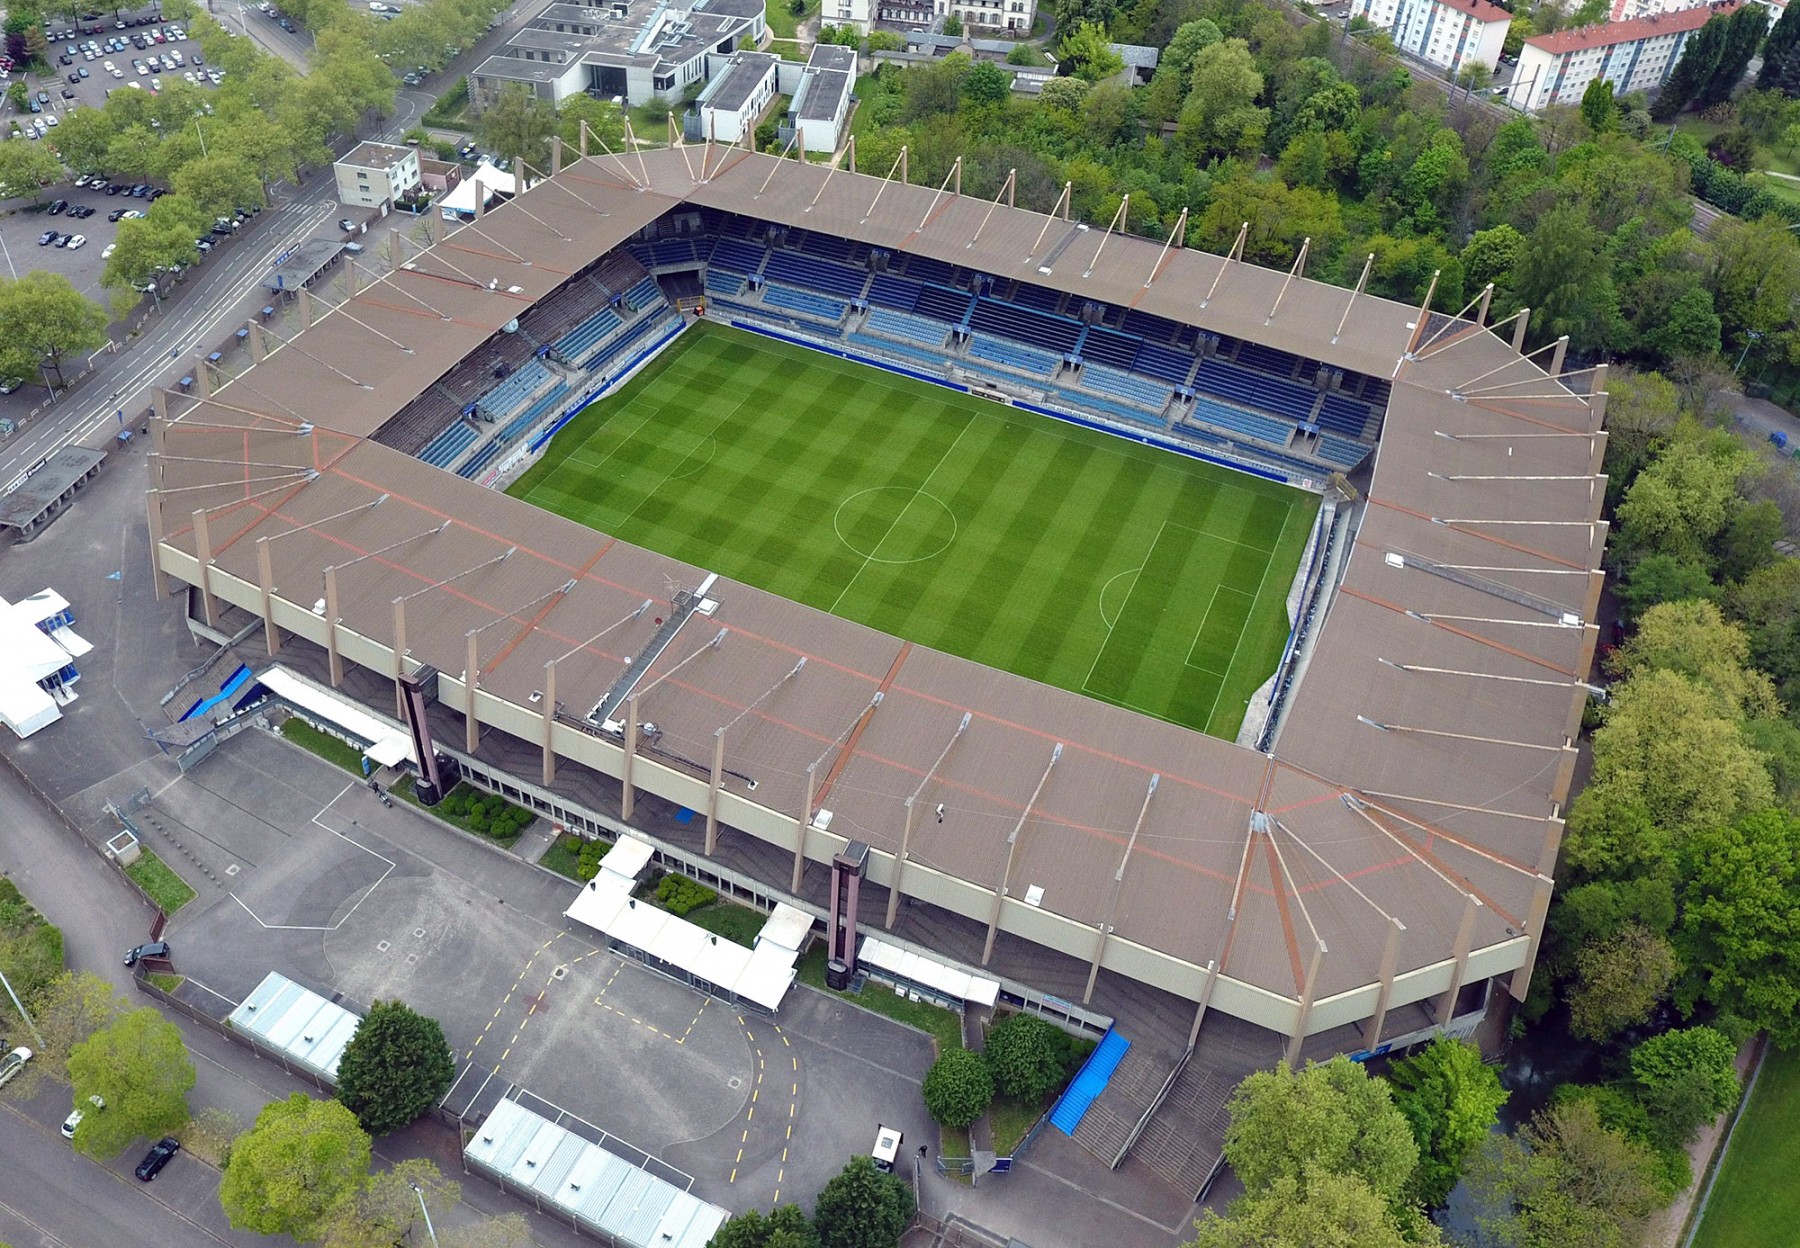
(1316, 434, 1371, 469)
(1317, 393, 1374, 440)
(846, 332, 952, 372)
(763, 284, 848, 323)
(553, 308, 625, 363)
(630, 237, 711, 269)
(1080, 363, 1173, 412)
(868, 274, 922, 312)
(711, 238, 768, 275)
(1122, 307, 1179, 344)
(915, 284, 974, 325)
(594, 251, 650, 297)
(1194, 359, 1318, 422)
(1188, 396, 1295, 446)
(1048, 389, 1164, 430)
(497, 381, 571, 445)
(1011, 282, 1065, 316)
(1080, 326, 1142, 370)
(968, 334, 1058, 378)
(418, 420, 479, 469)
(705, 271, 748, 299)
(582, 310, 677, 376)
(1234, 339, 1303, 380)
(968, 299, 1082, 354)
(477, 360, 556, 420)
(456, 437, 506, 480)
(1133, 341, 1198, 387)
(865, 308, 949, 348)
(897, 253, 958, 286)
(764, 251, 868, 301)
(624, 276, 661, 311)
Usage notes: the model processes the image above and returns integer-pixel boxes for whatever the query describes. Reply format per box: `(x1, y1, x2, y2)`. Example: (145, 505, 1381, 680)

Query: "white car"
(43, 114, 56, 126)
(61, 1094, 104, 1140)
(101, 242, 116, 258)
(0, 1047, 31, 1088)
(112, 68, 123, 78)
(149, 77, 160, 91)
(103, 59, 114, 71)
(66, 234, 85, 249)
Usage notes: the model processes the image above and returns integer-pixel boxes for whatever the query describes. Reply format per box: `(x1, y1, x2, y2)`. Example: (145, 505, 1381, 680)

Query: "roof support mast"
(983, 743, 1061, 966)
(887, 711, 972, 928)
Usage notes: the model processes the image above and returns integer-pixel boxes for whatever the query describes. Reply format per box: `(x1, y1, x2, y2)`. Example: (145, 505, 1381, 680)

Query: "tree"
(1701, 5, 1769, 109)
(1676, 809, 1800, 1046)
(1460, 223, 1524, 294)
(709, 1205, 820, 1248)
(171, 154, 265, 222)
(1175, 39, 1266, 159)
(1654, 14, 1728, 120)
(1707, 217, 1800, 354)
(1142, 18, 1221, 120)
(1057, 21, 1122, 84)
(1511, 203, 1621, 353)
(811, 1156, 914, 1248)
(982, 1014, 1070, 1104)
(1607, 599, 1779, 720)
(962, 59, 1011, 106)
(28, 971, 127, 1070)
(220, 1093, 372, 1240)
(1567, 922, 1681, 1041)
(1386, 1038, 1509, 1208)
(65, 1008, 194, 1160)
(1224, 1057, 1419, 1205)
(1184, 1167, 1440, 1248)
(1618, 554, 1717, 621)
(1627, 1026, 1739, 1150)
(475, 84, 554, 170)
(321, 1159, 458, 1248)
(1581, 77, 1617, 133)
(1725, 557, 1800, 706)
(1761, 4, 1800, 94)
(556, 94, 625, 152)
(922, 1047, 994, 1128)
(1467, 1100, 1662, 1248)
(0, 140, 66, 202)
(0, 272, 109, 385)
(333, 1000, 455, 1135)
(1611, 422, 1760, 569)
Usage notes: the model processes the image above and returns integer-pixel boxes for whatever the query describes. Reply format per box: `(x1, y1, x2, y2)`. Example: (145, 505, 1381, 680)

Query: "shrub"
(655, 874, 718, 916)
(576, 839, 611, 881)
(984, 1014, 1073, 1104)
(923, 1047, 994, 1128)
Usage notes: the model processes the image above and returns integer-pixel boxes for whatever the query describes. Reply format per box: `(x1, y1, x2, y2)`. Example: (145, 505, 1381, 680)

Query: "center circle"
(832, 487, 959, 565)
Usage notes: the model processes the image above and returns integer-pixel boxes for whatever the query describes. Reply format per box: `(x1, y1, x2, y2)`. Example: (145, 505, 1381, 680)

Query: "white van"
(871, 1124, 902, 1173)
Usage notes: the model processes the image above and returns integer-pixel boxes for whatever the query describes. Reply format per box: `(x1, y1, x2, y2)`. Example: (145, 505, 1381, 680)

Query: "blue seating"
(763, 250, 867, 300)
(478, 360, 554, 419)
(1052, 388, 1164, 430)
(763, 284, 847, 322)
(1172, 424, 1321, 479)
(1318, 393, 1371, 439)
(796, 230, 857, 263)
(498, 382, 570, 443)
(705, 270, 747, 299)
(968, 299, 1082, 354)
(710, 238, 767, 274)
(1134, 341, 1196, 386)
(1235, 340, 1302, 379)
(457, 438, 506, 479)
(1316, 435, 1370, 468)
(1081, 326, 1139, 370)
(1189, 395, 1294, 446)
(1012, 283, 1063, 315)
(419, 421, 478, 468)
(914, 284, 972, 325)
(631, 237, 706, 268)
(1081, 363, 1172, 412)
(866, 308, 948, 348)
(583, 312, 670, 376)
(868, 274, 921, 312)
(1122, 308, 1177, 344)
(1194, 359, 1317, 422)
(624, 276, 661, 310)
(968, 334, 1057, 377)
(553, 308, 622, 362)
(900, 254, 957, 286)
(846, 332, 950, 370)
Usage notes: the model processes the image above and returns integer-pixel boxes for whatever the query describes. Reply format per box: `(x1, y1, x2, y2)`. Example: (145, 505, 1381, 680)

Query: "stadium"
(147, 137, 1606, 1191)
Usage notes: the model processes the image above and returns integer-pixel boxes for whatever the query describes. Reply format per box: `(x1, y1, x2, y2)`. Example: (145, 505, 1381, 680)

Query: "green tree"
(220, 1093, 372, 1240)
(1725, 557, 1800, 706)
(0, 140, 66, 202)
(476, 85, 555, 170)
(1617, 554, 1717, 621)
(1567, 922, 1681, 1041)
(1627, 1025, 1739, 1149)
(1175, 39, 1266, 158)
(1760, 4, 1800, 93)
(1676, 809, 1800, 1046)
(333, 1000, 455, 1135)
(1611, 421, 1760, 569)
(1702, 5, 1769, 108)
(1224, 1056, 1419, 1204)
(1460, 224, 1524, 294)
(982, 1014, 1070, 1104)
(171, 155, 265, 222)
(962, 59, 1011, 106)
(708, 1204, 819, 1248)
(811, 1155, 914, 1248)
(321, 1159, 459, 1248)
(922, 1047, 994, 1128)
(1607, 599, 1779, 720)
(1057, 21, 1123, 83)
(1580, 77, 1618, 133)
(1511, 202, 1620, 352)
(942, 13, 962, 36)
(67, 1008, 195, 1159)
(1386, 1038, 1509, 1208)
(1654, 14, 1728, 120)
(30, 971, 128, 1071)
(1467, 1100, 1662, 1248)
(556, 93, 625, 152)
(1707, 216, 1800, 355)
(0, 270, 110, 384)
(1141, 17, 1221, 120)
(1184, 1166, 1440, 1248)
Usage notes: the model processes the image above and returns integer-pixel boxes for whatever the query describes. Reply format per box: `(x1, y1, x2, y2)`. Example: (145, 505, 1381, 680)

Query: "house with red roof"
(1350, 0, 1512, 77)
(1514, 1, 1740, 111)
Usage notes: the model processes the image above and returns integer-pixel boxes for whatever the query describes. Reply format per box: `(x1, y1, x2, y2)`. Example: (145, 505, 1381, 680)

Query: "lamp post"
(409, 1182, 441, 1248)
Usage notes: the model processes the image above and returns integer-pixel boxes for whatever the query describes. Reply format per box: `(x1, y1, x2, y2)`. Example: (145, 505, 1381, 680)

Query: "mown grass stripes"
(508, 323, 1315, 738)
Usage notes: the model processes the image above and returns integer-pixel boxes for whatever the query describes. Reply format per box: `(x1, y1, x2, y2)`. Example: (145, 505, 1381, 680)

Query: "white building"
(866, 0, 1034, 32)
(1514, 1, 1738, 112)
(1349, 0, 1512, 75)
(333, 141, 422, 210)
(692, 50, 778, 144)
(821, 0, 871, 36)
(787, 44, 856, 154)
(0, 589, 91, 738)
(469, 0, 765, 112)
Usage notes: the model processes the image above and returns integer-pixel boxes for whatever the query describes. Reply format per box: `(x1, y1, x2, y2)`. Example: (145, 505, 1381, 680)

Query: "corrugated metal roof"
(225, 972, 363, 1082)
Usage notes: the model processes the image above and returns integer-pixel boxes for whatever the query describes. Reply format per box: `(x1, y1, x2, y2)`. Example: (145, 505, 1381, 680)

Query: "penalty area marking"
(1098, 566, 1143, 631)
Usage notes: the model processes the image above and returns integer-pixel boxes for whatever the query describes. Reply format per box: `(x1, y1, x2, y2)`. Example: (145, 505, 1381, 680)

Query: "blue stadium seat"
(1188, 395, 1295, 446)
(1011, 283, 1064, 315)
(868, 274, 921, 312)
(914, 284, 973, 325)
(1134, 341, 1197, 386)
(1081, 363, 1172, 412)
(763, 250, 868, 300)
(553, 309, 623, 363)
(1050, 389, 1165, 430)
(624, 277, 662, 310)
(846, 332, 950, 371)
(900, 254, 957, 286)
(705, 271, 747, 299)
(1122, 308, 1178, 344)
(968, 334, 1057, 377)
(1194, 359, 1317, 422)
(498, 382, 571, 443)
(419, 421, 478, 468)
(866, 308, 949, 348)
(1317, 394, 1372, 439)
(478, 360, 555, 419)
(1235, 340, 1302, 379)
(1081, 326, 1140, 370)
(710, 239, 767, 274)
(763, 284, 847, 322)
(1316, 434, 1371, 468)
(457, 438, 506, 479)
(968, 299, 1081, 354)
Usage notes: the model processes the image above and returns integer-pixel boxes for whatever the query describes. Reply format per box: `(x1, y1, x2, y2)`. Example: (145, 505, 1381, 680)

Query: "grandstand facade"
(147, 143, 1605, 1123)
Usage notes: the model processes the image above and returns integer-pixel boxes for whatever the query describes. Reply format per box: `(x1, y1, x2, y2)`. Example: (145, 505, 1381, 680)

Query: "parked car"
(66, 234, 85, 249)
(53, 233, 72, 247)
(61, 1094, 104, 1140)
(107, 207, 125, 222)
(0, 1046, 31, 1088)
(134, 1137, 180, 1181)
(101, 242, 115, 258)
(47, 199, 67, 215)
(36, 229, 55, 245)
(123, 939, 169, 966)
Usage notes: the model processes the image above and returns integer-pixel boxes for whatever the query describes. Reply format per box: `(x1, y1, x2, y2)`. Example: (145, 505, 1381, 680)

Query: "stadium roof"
(149, 148, 1603, 1045)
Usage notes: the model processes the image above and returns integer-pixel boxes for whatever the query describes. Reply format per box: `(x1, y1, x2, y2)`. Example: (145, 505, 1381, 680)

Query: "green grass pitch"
(509, 323, 1316, 739)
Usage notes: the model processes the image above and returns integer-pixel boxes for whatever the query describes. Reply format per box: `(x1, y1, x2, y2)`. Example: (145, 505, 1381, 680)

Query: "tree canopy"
(811, 1156, 914, 1248)
(332, 999, 456, 1135)
(66, 1008, 195, 1160)
(1386, 1038, 1509, 1208)
(922, 1046, 994, 1129)
(0, 272, 109, 382)
(220, 1094, 373, 1240)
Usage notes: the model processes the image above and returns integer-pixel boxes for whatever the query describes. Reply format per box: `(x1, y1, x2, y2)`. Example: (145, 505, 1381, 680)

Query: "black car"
(53, 233, 72, 248)
(105, 182, 122, 195)
(123, 939, 169, 967)
(134, 1137, 180, 1181)
(69, 205, 93, 218)
(58, 54, 72, 65)
(47, 199, 66, 215)
(37, 229, 56, 245)
(107, 207, 125, 222)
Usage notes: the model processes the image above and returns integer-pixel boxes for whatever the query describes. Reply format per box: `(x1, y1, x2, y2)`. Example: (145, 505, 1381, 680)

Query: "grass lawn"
(146, 972, 186, 994)
(539, 832, 587, 881)
(797, 944, 965, 1053)
(392, 778, 532, 848)
(990, 1094, 1046, 1157)
(1692, 1046, 1800, 1248)
(684, 901, 767, 948)
(765, 0, 816, 40)
(280, 718, 365, 771)
(125, 850, 196, 916)
(510, 323, 1313, 738)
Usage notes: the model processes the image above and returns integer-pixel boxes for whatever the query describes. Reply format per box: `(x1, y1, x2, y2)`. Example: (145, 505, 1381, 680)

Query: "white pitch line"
(230, 782, 396, 931)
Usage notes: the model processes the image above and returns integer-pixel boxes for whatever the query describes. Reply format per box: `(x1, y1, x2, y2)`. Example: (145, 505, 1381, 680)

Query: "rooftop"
(698, 51, 776, 113)
(339, 141, 415, 170)
(1526, 0, 1736, 52)
(1434, 0, 1512, 24)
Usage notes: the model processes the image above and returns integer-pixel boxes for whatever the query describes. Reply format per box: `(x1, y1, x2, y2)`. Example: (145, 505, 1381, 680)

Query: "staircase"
(1125, 1058, 1233, 1198)
(1068, 1042, 1165, 1164)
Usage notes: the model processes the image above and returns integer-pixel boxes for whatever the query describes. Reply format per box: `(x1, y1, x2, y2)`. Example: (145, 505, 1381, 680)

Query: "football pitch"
(509, 323, 1315, 738)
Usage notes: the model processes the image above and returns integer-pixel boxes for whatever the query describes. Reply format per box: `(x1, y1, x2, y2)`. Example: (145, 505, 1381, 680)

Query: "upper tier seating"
(553, 307, 624, 363)
(968, 299, 1081, 354)
(1315, 435, 1371, 469)
(1317, 394, 1372, 440)
(1188, 395, 1294, 446)
(968, 334, 1058, 377)
(419, 421, 478, 469)
(1134, 341, 1197, 386)
(1080, 326, 1141, 370)
(915, 284, 973, 324)
(868, 274, 922, 312)
(478, 360, 555, 419)
(764, 250, 868, 300)
(1194, 359, 1317, 422)
(711, 238, 768, 274)
(1235, 340, 1303, 379)
(763, 284, 848, 322)
(1081, 363, 1173, 412)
